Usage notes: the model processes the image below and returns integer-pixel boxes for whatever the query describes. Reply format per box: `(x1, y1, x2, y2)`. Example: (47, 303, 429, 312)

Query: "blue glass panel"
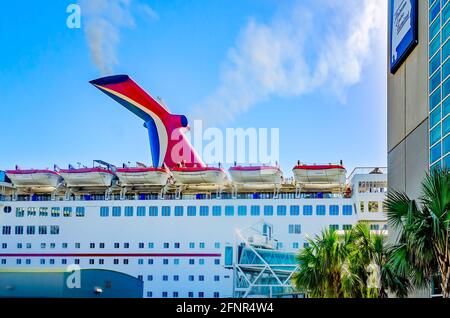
(430, 69, 442, 92)
(430, 123, 442, 145)
(303, 205, 313, 216)
(187, 206, 196, 216)
(443, 115, 450, 136)
(443, 41, 450, 61)
(290, 205, 300, 216)
(444, 154, 450, 168)
(264, 205, 273, 216)
(443, 97, 450, 117)
(444, 2, 450, 24)
(251, 205, 260, 216)
(212, 206, 221, 216)
(430, 1, 441, 23)
(430, 34, 441, 58)
(430, 53, 441, 74)
(443, 135, 450, 154)
(316, 205, 326, 216)
(225, 206, 234, 216)
(174, 206, 183, 216)
(430, 87, 442, 111)
(444, 77, 450, 99)
(431, 142, 442, 163)
(430, 106, 442, 128)
(444, 20, 450, 43)
(431, 160, 442, 171)
(430, 15, 441, 41)
(443, 58, 450, 80)
(237, 205, 247, 216)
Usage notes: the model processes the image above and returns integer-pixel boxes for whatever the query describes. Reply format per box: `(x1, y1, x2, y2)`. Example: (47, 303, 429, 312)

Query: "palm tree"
(385, 168, 450, 297)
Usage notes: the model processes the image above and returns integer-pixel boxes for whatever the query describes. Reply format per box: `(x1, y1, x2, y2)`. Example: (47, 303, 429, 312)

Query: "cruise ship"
(0, 75, 387, 298)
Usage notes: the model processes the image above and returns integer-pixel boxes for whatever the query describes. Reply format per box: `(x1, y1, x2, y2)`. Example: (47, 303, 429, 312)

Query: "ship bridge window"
(39, 207, 48, 217)
(343, 205, 353, 216)
(225, 206, 234, 216)
(330, 205, 339, 216)
(368, 201, 379, 213)
(124, 206, 133, 217)
(112, 206, 121, 217)
(303, 205, 313, 216)
(162, 206, 171, 216)
(3, 206, 11, 213)
(212, 206, 222, 216)
(187, 206, 196, 216)
(27, 208, 36, 217)
(263, 205, 273, 216)
(174, 206, 184, 216)
(149, 206, 158, 216)
(15, 226, 23, 235)
(76, 207, 85, 217)
(277, 205, 287, 216)
(251, 205, 260, 216)
(16, 208, 24, 217)
(63, 207, 72, 217)
(137, 206, 146, 216)
(238, 206, 247, 216)
(316, 205, 326, 216)
(51, 207, 60, 217)
(200, 206, 209, 216)
(26, 226, 35, 235)
(290, 205, 300, 216)
(100, 207, 109, 217)
(358, 181, 387, 193)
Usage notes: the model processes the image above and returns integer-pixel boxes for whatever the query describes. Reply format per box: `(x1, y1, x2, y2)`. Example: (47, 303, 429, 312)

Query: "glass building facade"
(429, 0, 450, 169)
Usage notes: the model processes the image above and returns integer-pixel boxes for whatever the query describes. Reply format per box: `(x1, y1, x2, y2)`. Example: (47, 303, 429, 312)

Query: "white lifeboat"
(293, 164, 346, 185)
(5, 169, 61, 188)
(116, 167, 169, 186)
(59, 167, 115, 187)
(229, 165, 283, 184)
(171, 166, 227, 185)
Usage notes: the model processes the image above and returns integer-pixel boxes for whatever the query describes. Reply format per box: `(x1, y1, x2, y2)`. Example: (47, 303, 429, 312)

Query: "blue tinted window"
(174, 206, 183, 216)
(303, 205, 313, 216)
(430, 15, 441, 41)
(444, 97, 450, 117)
(443, 41, 450, 61)
(290, 205, 300, 216)
(124, 206, 133, 217)
(316, 205, 326, 216)
(100, 207, 109, 217)
(330, 205, 339, 216)
(212, 206, 221, 216)
(187, 206, 196, 216)
(343, 205, 353, 216)
(444, 20, 450, 43)
(431, 160, 442, 171)
(251, 206, 260, 216)
(237, 206, 247, 216)
(149, 206, 158, 216)
(264, 205, 273, 216)
(162, 206, 170, 216)
(277, 205, 287, 216)
(431, 124, 442, 146)
(430, 34, 441, 58)
(112, 206, 121, 217)
(431, 142, 442, 163)
(444, 77, 450, 100)
(225, 206, 234, 216)
(430, 53, 441, 75)
(431, 106, 442, 128)
(444, 154, 450, 168)
(430, 87, 442, 111)
(444, 135, 450, 155)
(444, 59, 450, 80)
(430, 69, 441, 92)
(430, 1, 441, 22)
(444, 2, 450, 24)
(137, 206, 146, 216)
(444, 115, 450, 136)
(200, 206, 209, 216)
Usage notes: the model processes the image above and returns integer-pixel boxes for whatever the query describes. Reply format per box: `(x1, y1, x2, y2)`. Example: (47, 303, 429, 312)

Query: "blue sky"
(0, 0, 387, 177)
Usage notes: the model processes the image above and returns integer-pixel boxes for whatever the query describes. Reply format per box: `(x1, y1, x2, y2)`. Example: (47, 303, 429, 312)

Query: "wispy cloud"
(80, 0, 158, 75)
(191, 0, 386, 125)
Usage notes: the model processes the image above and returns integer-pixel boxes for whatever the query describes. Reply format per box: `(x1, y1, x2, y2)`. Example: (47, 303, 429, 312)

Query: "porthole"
(3, 206, 11, 213)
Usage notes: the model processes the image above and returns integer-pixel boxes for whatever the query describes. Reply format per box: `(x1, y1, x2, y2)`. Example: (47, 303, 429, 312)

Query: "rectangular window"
(38, 226, 47, 235)
(2, 226, 11, 235)
(360, 202, 365, 213)
(329, 205, 339, 216)
(27, 208, 36, 217)
(343, 224, 353, 231)
(343, 205, 353, 216)
(137, 206, 146, 216)
(263, 205, 274, 216)
(212, 206, 221, 216)
(200, 206, 209, 216)
(149, 206, 158, 216)
(329, 224, 339, 231)
(63, 207, 72, 217)
(112, 206, 121, 217)
(251, 205, 260, 216)
(100, 207, 109, 217)
(290, 205, 300, 216)
(124, 206, 133, 217)
(277, 205, 287, 216)
(16, 208, 25, 217)
(316, 205, 326, 216)
(50, 226, 59, 235)
(238, 205, 247, 216)
(225, 206, 234, 216)
(39, 207, 48, 217)
(26, 226, 35, 235)
(303, 205, 313, 216)
(187, 206, 196, 216)
(368, 201, 379, 213)
(174, 206, 184, 216)
(75, 207, 85, 217)
(288, 224, 301, 234)
(15, 226, 24, 235)
(161, 206, 170, 216)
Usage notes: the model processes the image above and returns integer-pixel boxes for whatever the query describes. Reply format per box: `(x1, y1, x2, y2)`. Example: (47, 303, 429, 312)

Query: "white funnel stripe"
(94, 85, 168, 167)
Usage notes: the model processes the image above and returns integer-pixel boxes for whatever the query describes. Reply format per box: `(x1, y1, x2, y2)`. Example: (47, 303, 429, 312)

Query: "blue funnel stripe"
(146, 119, 161, 168)
(98, 88, 152, 122)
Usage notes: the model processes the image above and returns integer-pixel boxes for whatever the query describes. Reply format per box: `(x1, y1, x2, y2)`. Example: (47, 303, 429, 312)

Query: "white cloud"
(80, 0, 158, 75)
(191, 0, 387, 125)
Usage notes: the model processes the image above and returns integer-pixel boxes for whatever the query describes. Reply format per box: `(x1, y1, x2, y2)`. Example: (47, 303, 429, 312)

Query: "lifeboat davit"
(5, 169, 61, 188)
(171, 166, 227, 185)
(293, 164, 346, 185)
(229, 165, 283, 184)
(59, 167, 115, 187)
(116, 167, 170, 186)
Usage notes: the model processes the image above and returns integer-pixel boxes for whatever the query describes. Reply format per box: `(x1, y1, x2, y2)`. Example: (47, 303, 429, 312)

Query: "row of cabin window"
(1, 225, 59, 235)
(146, 291, 220, 298)
(100, 204, 354, 217)
(3, 258, 221, 266)
(14, 207, 85, 217)
(0, 241, 220, 249)
(143, 274, 220, 282)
